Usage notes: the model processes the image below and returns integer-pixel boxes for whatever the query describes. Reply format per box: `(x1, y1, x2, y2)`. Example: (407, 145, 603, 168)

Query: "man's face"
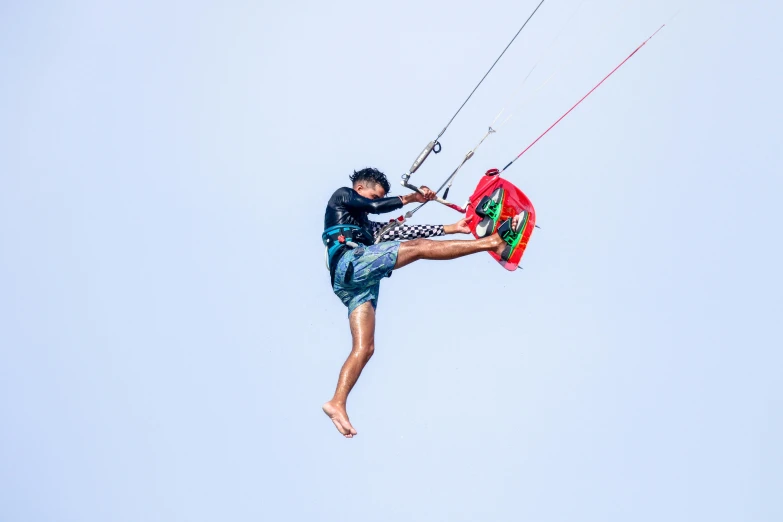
(355, 182, 387, 200)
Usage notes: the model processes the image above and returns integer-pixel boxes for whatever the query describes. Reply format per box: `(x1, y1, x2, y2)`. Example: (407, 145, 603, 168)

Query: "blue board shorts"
(332, 241, 401, 316)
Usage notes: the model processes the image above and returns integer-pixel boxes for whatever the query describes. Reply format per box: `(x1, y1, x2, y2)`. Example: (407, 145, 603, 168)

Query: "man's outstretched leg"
(394, 224, 510, 269)
(322, 301, 376, 438)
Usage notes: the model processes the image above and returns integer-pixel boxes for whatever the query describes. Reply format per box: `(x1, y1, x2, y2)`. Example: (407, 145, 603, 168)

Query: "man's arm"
(342, 186, 436, 215)
(370, 218, 470, 242)
(343, 190, 403, 215)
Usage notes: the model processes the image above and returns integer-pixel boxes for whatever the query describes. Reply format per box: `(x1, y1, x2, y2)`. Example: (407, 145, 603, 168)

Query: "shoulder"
(328, 186, 355, 202)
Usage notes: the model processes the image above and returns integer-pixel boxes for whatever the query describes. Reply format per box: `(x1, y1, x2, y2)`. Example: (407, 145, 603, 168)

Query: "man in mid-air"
(322, 167, 524, 438)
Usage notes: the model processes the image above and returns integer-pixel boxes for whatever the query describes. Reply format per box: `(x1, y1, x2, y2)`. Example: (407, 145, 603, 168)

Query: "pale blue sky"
(1, 1, 781, 521)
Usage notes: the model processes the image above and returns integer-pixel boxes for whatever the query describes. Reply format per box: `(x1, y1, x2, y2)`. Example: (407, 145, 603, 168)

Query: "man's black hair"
(350, 167, 391, 194)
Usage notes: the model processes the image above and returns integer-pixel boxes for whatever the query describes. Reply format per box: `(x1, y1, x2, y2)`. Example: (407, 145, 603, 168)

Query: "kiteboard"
(465, 169, 536, 271)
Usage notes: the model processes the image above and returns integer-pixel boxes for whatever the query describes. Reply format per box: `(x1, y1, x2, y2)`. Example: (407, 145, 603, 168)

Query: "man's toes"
(331, 418, 348, 435)
(340, 418, 357, 436)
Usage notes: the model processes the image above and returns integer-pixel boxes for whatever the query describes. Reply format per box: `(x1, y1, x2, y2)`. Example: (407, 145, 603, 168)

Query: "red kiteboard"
(465, 169, 536, 271)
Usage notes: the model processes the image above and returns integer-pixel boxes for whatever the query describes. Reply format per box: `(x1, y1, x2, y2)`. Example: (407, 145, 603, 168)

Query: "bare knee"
(400, 238, 433, 262)
(407, 238, 433, 250)
(352, 342, 375, 362)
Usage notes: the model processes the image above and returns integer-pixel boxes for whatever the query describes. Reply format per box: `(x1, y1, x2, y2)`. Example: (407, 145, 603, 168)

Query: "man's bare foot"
(492, 214, 523, 256)
(322, 400, 358, 438)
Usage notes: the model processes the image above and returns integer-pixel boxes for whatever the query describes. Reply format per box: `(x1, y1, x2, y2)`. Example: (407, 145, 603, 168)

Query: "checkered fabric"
(369, 221, 445, 243)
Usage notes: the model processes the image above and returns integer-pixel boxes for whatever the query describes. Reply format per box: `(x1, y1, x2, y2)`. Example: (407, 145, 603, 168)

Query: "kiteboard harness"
(322, 187, 403, 287)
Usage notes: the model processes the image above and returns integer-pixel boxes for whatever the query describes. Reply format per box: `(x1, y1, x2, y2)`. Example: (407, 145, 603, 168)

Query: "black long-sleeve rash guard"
(324, 187, 403, 230)
(323, 187, 445, 244)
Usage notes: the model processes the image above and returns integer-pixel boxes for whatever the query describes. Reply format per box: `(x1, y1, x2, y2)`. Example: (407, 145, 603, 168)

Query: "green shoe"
(497, 212, 529, 261)
(475, 187, 505, 237)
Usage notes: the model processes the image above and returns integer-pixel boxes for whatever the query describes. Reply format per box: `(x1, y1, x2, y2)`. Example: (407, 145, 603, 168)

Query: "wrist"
(443, 224, 454, 234)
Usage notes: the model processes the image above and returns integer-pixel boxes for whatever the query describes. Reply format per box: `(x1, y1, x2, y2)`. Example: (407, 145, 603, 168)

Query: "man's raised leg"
(394, 232, 506, 270)
(322, 301, 376, 438)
